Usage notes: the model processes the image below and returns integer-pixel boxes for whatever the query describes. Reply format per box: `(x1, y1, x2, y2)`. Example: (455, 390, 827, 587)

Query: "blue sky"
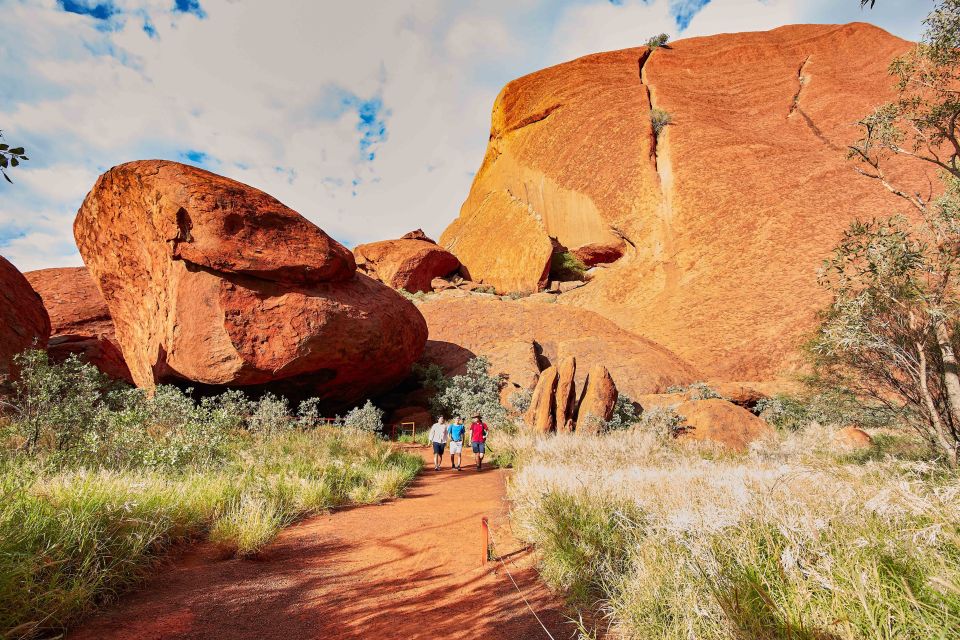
(0, 0, 932, 271)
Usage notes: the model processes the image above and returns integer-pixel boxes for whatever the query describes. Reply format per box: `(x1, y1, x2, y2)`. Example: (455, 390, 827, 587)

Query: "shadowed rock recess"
(440, 23, 932, 381)
(74, 160, 427, 407)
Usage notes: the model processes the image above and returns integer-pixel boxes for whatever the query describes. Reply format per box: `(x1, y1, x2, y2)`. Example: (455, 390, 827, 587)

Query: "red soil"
(68, 448, 568, 640)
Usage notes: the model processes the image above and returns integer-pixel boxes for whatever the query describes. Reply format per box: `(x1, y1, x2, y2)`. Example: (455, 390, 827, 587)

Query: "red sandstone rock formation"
(0, 256, 50, 378)
(526, 365, 558, 433)
(419, 296, 697, 401)
(355, 237, 460, 293)
(554, 356, 577, 433)
(575, 365, 618, 434)
(440, 23, 931, 381)
(400, 229, 435, 243)
(834, 426, 873, 449)
(74, 160, 426, 406)
(24, 267, 132, 382)
(674, 399, 775, 451)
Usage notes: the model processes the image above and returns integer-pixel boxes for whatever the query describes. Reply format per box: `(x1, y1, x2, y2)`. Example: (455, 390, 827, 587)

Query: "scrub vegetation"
(499, 424, 960, 639)
(0, 351, 420, 639)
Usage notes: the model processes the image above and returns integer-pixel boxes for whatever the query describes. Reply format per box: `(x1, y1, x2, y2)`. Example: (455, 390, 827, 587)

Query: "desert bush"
(633, 404, 684, 438)
(247, 393, 292, 434)
(650, 108, 672, 136)
(645, 33, 670, 49)
(343, 399, 385, 435)
(605, 394, 641, 431)
(755, 389, 895, 432)
(509, 388, 533, 414)
(429, 356, 509, 427)
(296, 397, 322, 427)
(507, 428, 960, 640)
(550, 251, 587, 281)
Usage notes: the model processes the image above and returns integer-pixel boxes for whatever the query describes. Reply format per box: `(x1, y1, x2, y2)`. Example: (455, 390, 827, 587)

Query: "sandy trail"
(68, 447, 569, 640)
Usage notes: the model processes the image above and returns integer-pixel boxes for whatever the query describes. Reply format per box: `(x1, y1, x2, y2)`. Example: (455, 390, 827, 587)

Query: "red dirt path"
(68, 447, 569, 640)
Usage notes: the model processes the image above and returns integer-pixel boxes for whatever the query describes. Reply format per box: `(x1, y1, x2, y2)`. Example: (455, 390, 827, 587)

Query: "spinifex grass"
(0, 428, 421, 638)
(500, 426, 960, 640)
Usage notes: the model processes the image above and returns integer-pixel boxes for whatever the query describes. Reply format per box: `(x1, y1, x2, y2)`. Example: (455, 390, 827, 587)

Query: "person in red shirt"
(469, 414, 488, 471)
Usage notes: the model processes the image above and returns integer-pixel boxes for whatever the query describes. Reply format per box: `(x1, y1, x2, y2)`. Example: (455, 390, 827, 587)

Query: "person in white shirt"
(428, 416, 448, 471)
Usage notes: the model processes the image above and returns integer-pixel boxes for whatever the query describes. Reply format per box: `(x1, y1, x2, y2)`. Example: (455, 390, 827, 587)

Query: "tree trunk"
(918, 338, 959, 468)
(935, 322, 960, 438)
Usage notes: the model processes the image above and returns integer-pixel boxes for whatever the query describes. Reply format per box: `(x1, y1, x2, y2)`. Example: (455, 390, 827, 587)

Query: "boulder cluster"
(525, 357, 619, 434)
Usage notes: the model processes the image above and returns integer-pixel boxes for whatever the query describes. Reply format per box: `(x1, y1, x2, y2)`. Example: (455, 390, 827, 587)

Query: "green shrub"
(509, 388, 533, 414)
(634, 404, 685, 438)
(247, 393, 292, 434)
(646, 33, 670, 49)
(429, 357, 508, 427)
(755, 390, 895, 432)
(550, 251, 587, 281)
(343, 400, 385, 435)
(651, 108, 672, 136)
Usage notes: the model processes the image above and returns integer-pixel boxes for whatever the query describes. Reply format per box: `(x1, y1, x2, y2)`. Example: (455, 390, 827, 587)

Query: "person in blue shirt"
(447, 416, 466, 471)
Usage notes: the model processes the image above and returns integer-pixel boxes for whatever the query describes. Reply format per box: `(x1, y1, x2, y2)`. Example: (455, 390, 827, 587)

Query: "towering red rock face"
(354, 236, 460, 293)
(440, 23, 931, 380)
(0, 256, 50, 378)
(25, 267, 133, 383)
(418, 296, 698, 400)
(74, 160, 427, 406)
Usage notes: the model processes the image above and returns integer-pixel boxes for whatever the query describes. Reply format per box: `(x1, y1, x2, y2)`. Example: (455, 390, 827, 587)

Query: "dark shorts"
(432, 442, 446, 455)
(472, 442, 485, 454)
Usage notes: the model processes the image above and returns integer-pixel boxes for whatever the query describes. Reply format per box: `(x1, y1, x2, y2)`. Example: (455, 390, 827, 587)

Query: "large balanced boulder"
(674, 398, 775, 452)
(440, 23, 932, 380)
(419, 296, 697, 400)
(0, 256, 50, 378)
(25, 267, 132, 382)
(74, 160, 427, 406)
(354, 234, 460, 293)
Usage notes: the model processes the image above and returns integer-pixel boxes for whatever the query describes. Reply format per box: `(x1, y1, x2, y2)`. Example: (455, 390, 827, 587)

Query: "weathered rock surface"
(674, 399, 775, 451)
(74, 160, 427, 406)
(554, 356, 577, 433)
(441, 23, 931, 380)
(575, 365, 618, 433)
(834, 426, 873, 449)
(0, 256, 50, 378)
(418, 297, 698, 400)
(526, 365, 558, 433)
(24, 267, 132, 382)
(354, 236, 460, 293)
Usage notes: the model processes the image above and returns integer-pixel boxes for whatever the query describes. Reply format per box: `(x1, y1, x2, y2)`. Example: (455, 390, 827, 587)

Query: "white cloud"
(0, 0, 933, 272)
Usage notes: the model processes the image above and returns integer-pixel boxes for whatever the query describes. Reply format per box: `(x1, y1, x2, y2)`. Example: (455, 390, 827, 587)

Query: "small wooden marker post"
(480, 517, 490, 566)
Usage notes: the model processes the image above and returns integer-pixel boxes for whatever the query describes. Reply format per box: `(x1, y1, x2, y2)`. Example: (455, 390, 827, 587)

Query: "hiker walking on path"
(428, 417, 448, 471)
(470, 414, 488, 471)
(448, 416, 465, 471)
